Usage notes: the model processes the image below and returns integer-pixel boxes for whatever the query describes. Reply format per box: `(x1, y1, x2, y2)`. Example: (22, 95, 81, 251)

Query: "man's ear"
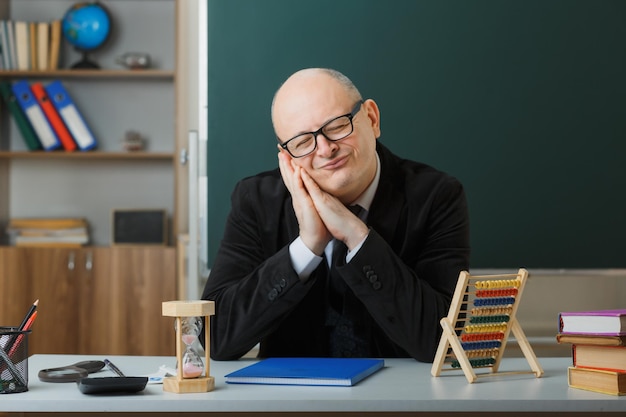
(277, 144, 293, 159)
(363, 99, 381, 139)
(277, 145, 299, 171)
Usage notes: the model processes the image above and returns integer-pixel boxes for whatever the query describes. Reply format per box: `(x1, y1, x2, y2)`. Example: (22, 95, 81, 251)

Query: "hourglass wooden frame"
(162, 300, 215, 393)
(431, 268, 543, 383)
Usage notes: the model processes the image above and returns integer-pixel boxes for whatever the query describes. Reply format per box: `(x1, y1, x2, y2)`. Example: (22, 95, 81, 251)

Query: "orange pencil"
(1, 299, 38, 359)
(8, 310, 38, 358)
(0, 309, 38, 374)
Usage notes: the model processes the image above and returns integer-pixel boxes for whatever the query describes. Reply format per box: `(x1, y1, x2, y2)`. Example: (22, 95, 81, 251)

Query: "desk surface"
(1, 354, 625, 414)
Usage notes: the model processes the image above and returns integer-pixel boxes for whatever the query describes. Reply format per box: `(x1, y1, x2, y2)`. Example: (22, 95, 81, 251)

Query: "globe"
(62, 2, 112, 69)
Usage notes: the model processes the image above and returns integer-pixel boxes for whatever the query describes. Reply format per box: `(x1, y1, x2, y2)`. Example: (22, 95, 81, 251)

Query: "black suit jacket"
(202, 142, 470, 362)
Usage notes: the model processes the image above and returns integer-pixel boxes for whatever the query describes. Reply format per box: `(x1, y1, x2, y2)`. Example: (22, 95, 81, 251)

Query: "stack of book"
(557, 309, 626, 395)
(6, 218, 89, 247)
(0, 19, 62, 71)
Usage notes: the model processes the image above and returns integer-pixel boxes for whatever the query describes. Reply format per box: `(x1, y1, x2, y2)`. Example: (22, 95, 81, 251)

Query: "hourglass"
(180, 316, 204, 378)
(162, 300, 215, 393)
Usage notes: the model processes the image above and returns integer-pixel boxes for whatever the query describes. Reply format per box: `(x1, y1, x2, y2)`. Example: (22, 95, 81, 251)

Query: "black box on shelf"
(111, 209, 167, 245)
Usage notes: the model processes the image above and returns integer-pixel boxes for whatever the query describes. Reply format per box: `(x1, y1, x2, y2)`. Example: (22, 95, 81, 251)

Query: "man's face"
(273, 75, 381, 204)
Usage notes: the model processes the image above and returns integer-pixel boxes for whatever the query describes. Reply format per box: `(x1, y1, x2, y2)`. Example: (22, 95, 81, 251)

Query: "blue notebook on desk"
(224, 357, 384, 386)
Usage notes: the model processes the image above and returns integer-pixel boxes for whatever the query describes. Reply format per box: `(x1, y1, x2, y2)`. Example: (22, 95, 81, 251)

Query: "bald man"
(202, 68, 470, 362)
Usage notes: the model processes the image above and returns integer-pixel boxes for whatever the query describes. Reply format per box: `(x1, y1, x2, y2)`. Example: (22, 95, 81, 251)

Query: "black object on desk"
(76, 376, 148, 395)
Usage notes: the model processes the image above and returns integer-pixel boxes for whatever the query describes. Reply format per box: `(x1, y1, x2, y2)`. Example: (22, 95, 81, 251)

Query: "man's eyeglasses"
(278, 100, 364, 158)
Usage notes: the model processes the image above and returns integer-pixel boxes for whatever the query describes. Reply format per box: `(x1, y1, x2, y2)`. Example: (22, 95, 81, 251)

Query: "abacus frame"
(431, 268, 543, 383)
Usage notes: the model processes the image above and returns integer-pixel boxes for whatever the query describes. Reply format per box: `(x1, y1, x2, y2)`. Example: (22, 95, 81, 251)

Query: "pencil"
(8, 311, 37, 358)
(18, 299, 38, 330)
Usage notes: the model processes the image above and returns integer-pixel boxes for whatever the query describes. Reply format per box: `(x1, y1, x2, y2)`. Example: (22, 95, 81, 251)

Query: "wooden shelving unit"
(0, 0, 190, 356)
(0, 0, 182, 246)
(0, 150, 175, 160)
(0, 69, 175, 78)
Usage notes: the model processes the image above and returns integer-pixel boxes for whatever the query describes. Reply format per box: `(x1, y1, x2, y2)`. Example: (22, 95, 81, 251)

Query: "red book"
(573, 344, 626, 373)
(31, 82, 77, 151)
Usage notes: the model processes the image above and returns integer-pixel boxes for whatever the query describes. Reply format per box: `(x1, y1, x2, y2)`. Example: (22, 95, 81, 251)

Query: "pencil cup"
(0, 326, 31, 394)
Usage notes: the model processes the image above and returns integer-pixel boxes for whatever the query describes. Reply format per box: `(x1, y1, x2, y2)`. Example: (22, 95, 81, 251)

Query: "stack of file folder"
(0, 79, 97, 152)
(6, 218, 89, 247)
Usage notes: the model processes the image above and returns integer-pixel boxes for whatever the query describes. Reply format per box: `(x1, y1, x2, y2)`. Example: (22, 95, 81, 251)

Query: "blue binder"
(11, 80, 61, 151)
(44, 80, 97, 151)
(0, 81, 42, 150)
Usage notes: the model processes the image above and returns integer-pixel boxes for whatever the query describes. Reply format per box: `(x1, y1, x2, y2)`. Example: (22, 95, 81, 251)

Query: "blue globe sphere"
(62, 2, 111, 51)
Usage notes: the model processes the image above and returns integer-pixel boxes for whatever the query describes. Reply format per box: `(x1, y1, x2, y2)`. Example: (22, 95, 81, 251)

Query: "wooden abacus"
(431, 268, 543, 383)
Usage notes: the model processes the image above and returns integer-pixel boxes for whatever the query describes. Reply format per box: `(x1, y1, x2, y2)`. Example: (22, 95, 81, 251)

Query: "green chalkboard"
(207, 0, 626, 268)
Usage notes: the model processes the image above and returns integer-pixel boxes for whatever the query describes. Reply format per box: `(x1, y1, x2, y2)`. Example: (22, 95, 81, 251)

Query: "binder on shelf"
(45, 80, 97, 151)
(0, 81, 41, 151)
(31, 82, 77, 151)
(11, 80, 61, 151)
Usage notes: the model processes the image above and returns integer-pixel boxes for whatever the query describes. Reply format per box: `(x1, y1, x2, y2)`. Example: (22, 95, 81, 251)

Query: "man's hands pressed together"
(278, 150, 369, 256)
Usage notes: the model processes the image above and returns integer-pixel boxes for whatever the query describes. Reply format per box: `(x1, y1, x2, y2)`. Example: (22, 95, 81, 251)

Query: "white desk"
(1, 354, 625, 415)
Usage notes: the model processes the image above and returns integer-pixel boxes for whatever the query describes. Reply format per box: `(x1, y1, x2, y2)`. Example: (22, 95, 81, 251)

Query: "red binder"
(30, 82, 77, 151)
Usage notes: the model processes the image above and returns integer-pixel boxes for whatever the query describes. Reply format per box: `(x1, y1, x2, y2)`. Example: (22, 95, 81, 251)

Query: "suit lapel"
(368, 143, 405, 245)
(283, 194, 300, 241)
